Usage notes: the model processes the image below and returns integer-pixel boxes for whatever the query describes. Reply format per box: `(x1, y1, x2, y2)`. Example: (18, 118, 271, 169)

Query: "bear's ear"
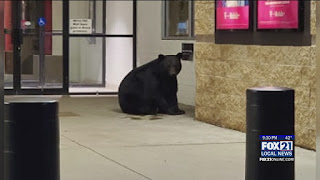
(158, 54, 165, 60)
(176, 53, 182, 59)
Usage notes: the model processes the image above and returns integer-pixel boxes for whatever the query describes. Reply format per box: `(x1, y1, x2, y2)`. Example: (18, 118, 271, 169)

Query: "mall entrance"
(3, 0, 136, 95)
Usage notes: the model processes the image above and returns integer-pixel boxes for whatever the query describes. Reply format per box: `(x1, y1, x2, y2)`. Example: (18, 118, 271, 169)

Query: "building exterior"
(0, 0, 317, 150)
(137, 1, 196, 106)
(195, 1, 316, 150)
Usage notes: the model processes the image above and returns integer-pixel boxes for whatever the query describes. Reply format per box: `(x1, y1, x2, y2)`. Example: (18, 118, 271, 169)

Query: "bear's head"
(158, 53, 182, 77)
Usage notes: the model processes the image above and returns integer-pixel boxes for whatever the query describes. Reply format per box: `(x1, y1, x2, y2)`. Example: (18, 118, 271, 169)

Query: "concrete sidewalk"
(59, 96, 315, 180)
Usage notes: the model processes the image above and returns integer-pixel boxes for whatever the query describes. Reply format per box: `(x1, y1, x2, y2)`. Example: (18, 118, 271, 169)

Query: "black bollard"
(4, 98, 59, 180)
(245, 87, 295, 180)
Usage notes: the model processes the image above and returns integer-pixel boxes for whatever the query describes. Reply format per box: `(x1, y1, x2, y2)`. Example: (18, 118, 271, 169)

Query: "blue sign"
(38, 17, 46, 27)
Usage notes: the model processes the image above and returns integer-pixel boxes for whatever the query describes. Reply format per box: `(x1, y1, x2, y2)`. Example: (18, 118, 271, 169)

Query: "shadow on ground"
(112, 103, 195, 121)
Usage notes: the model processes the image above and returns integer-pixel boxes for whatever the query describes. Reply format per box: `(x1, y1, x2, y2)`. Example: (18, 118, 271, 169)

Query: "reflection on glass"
(45, 35, 63, 86)
(105, 1, 133, 35)
(167, 0, 189, 37)
(22, 34, 63, 88)
(19, 0, 63, 89)
(69, 37, 103, 85)
(105, 38, 133, 88)
(70, 0, 103, 34)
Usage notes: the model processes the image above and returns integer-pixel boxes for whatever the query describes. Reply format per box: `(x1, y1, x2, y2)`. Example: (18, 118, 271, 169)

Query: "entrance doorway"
(4, 0, 66, 95)
(68, 1, 136, 94)
(3, 0, 136, 95)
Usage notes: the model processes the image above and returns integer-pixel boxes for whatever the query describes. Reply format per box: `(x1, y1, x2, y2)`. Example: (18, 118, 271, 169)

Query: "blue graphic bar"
(259, 135, 295, 141)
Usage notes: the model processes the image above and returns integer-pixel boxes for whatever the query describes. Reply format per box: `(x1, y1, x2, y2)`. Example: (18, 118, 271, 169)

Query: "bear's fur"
(118, 53, 185, 115)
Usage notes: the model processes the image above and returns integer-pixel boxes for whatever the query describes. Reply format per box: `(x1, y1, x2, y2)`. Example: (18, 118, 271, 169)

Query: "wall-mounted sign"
(69, 19, 92, 34)
(181, 43, 193, 61)
(38, 17, 46, 27)
(257, 1, 299, 29)
(216, 0, 250, 30)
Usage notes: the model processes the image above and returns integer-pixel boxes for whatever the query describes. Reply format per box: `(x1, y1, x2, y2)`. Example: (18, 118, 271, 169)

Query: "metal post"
(0, 1, 5, 180)
(39, 26, 45, 89)
(245, 87, 295, 180)
(4, 98, 60, 180)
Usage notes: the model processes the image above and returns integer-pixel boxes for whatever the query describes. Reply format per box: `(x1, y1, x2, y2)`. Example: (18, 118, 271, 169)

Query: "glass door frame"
(0, 0, 5, 177)
(67, 0, 137, 94)
(5, 0, 68, 95)
(5, 0, 137, 95)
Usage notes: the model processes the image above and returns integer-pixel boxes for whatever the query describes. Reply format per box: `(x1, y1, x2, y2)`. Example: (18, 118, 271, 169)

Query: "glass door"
(68, 0, 135, 94)
(4, 0, 66, 94)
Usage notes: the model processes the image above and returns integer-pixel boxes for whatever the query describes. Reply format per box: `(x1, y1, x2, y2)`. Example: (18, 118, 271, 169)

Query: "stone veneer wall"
(195, 1, 316, 149)
(316, 1, 320, 177)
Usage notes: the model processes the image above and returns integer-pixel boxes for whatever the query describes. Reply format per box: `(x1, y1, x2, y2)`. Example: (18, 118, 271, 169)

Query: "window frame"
(162, 0, 195, 40)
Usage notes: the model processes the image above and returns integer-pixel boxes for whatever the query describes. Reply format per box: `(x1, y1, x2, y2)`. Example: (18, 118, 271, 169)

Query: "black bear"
(118, 53, 185, 115)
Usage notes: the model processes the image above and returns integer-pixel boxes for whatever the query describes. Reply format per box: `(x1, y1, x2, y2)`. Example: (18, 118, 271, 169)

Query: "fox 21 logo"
(261, 141, 293, 151)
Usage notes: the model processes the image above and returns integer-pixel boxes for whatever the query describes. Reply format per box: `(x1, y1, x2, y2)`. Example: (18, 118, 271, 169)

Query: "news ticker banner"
(259, 135, 294, 162)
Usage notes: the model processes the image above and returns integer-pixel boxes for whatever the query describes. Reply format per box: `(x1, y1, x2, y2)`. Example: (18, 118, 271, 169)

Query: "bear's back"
(119, 58, 161, 93)
(125, 58, 161, 80)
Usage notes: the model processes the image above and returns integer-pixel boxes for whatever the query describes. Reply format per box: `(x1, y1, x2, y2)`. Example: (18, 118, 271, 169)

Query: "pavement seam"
(61, 135, 153, 180)
(123, 142, 245, 147)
